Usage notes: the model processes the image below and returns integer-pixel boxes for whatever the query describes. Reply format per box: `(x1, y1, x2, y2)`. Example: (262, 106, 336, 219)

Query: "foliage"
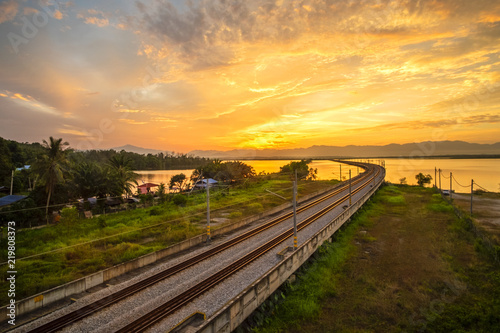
(107, 154, 139, 196)
(415, 172, 433, 186)
(31, 137, 70, 221)
(156, 183, 167, 203)
(172, 194, 187, 206)
(399, 177, 407, 185)
(279, 159, 318, 180)
(191, 160, 256, 183)
(169, 173, 188, 192)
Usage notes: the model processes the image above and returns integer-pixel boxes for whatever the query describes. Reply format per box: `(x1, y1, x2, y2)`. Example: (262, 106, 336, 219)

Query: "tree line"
(0, 137, 211, 226)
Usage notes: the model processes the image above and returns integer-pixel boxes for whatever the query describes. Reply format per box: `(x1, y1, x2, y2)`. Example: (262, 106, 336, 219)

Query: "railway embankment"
(248, 184, 500, 333)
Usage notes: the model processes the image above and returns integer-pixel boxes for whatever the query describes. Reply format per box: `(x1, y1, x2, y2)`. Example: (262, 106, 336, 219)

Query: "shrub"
(229, 211, 243, 219)
(60, 207, 79, 224)
(149, 207, 161, 216)
(173, 194, 187, 206)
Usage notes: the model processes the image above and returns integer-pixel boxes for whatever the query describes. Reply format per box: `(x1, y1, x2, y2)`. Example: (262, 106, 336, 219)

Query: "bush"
(229, 211, 243, 219)
(60, 207, 79, 224)
(173, 194, 187, 206)
(149, 207, 161, 216)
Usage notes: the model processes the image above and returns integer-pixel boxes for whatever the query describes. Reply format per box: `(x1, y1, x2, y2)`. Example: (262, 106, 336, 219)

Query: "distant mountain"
(110, 144, 170, 155)
(189, 141, 500, 159)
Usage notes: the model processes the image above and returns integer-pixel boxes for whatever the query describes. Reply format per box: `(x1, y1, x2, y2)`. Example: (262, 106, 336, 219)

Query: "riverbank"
(249, 184, 500, 332)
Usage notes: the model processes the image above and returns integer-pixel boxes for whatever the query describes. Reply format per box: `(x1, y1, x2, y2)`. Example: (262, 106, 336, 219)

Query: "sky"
(0, 0, 500, 153)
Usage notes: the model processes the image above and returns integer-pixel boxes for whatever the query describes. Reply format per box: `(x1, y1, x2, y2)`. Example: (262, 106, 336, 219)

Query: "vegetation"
(169, 173, 188, 192)
(249, 185, 500, 333)
(190, 159, 256, 183)
(279, 159, 317, 180)
(0, 170, 339, 304)
(31, 137, 70, 222)
(0, 137, 211, 226)
(415, 172, 433, 186)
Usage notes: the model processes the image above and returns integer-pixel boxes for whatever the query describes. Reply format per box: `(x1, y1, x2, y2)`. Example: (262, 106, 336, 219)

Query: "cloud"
(0, 0, 18, 24)
(1, 90, 61, 116)
(53, 9, 63, 20)
(358, 113, 500, 132)
(77, 9, 109, 27)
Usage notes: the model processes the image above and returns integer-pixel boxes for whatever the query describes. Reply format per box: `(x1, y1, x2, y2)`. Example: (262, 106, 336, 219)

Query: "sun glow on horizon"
(1, 0, 500, 152)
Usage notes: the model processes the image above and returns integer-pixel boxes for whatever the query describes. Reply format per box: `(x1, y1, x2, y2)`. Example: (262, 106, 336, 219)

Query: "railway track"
(27, 161, 380, 333)
(117, 163, 382, 332)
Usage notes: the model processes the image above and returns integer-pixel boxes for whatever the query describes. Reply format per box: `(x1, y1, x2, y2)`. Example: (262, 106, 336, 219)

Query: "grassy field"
(0, 175, 338, 305)
(248, 184, 500, 333)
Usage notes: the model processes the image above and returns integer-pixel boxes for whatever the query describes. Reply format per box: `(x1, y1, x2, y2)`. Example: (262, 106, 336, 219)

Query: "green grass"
(0, 175, 339, 304)
(249, 184, 500, 333)
(251, 194, 385, 333)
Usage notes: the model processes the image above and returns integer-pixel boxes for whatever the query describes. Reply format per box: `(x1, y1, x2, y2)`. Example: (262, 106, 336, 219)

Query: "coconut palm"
(32, 137, 70, 223)
(108, 154, 139, 197)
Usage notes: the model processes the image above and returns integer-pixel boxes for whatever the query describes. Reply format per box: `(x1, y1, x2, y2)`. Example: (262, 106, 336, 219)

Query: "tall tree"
(32, 137, 70, 222)
(108, 154, 139, 197)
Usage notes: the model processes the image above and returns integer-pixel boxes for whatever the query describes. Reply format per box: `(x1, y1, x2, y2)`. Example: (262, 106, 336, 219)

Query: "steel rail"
(28, 161, 378, 333)
(116, 165, 382, 332)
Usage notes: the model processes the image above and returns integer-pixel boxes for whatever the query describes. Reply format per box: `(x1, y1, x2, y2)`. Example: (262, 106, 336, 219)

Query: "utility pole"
(293, 169, 297, 249)
(434, 167, 437, 188)
(439, 168, 441, 191)
(450, 172, 453, 200)
(206, 177, 211, 242)
(470, 179, 474, 216)
(349, 169, 352, 205)
(10, 170, 14, 195)
(339, 164, 342, 181)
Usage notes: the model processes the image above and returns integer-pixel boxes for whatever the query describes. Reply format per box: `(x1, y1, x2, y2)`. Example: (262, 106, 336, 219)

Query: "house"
(194, 178, 218, 189)
(137, 182, 160, 194)
(0, 195, 27, 208)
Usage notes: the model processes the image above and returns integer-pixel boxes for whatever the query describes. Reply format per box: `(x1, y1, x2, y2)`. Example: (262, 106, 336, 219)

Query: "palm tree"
(32, 137, 70, 223)
(108, 154, 139, 197)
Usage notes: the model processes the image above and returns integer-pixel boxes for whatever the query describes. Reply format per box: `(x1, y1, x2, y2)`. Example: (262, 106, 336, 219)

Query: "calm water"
(135, 158, 500, 194)
(134, 169, 194, 193)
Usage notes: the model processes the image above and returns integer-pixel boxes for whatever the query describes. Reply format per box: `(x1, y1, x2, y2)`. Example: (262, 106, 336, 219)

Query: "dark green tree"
(169, 173, 188, 192)
(415, 173, 433, 186)
(280, 159, 317, 180)
(107, 154, 139, 197)
(32, 137, 70, 222)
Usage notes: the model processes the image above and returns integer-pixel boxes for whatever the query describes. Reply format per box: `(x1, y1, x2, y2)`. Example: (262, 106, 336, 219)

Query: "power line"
(0, 185, 295, 264)
(452, 175, 471, 188)
(474, 182, 492, 192)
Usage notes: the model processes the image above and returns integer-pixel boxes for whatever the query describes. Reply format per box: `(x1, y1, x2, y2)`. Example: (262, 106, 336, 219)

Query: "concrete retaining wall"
(1, 181, 349, 321)
(197, 173, 384, 333)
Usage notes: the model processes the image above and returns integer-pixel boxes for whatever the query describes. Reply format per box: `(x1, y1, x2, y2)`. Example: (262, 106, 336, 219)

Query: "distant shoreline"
(217, 155, 500, 160)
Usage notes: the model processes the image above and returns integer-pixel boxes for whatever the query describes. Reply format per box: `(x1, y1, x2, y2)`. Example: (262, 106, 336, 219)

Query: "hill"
(109, 144, 171, 155)
(189, 141, 500, 159)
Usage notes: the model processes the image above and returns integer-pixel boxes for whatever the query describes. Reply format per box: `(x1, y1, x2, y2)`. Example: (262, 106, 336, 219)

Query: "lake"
(135, 158, 500, 194)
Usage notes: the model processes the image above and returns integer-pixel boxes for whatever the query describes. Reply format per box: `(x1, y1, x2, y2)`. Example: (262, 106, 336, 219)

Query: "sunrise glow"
(1, 0, 500, 152)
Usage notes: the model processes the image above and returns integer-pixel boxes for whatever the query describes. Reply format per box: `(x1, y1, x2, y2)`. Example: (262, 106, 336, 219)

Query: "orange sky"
(1, 0, 500, 153)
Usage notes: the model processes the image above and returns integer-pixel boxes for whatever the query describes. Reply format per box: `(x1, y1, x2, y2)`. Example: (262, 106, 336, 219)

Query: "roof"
(16, 165, 30, 171)
(200, 178, 218, 184)
(0, 195, 27, 207)
(194, 178, 218, 187)
(138, 182, 160, 188)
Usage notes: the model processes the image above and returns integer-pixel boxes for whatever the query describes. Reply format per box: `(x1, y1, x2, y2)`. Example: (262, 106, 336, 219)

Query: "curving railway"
(22, 160, 384, 333)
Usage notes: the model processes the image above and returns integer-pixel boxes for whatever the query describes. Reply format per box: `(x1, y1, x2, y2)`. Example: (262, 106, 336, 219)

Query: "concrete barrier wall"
(1, 181, 349, 321)
(197, 173, 384, 333)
